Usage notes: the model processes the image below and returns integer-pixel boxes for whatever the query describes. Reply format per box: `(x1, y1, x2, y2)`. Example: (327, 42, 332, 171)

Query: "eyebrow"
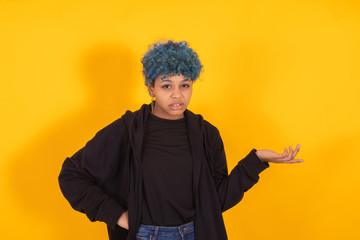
(161, 78, 191, 83)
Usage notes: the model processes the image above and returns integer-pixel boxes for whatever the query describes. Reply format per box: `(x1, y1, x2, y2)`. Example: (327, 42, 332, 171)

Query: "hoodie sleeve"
(58, 117, 129, 229)
(205, 125, 269, 212)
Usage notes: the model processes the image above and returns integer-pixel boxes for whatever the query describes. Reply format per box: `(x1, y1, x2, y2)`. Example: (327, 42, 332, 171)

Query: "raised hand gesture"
(256, 144, 304, 164)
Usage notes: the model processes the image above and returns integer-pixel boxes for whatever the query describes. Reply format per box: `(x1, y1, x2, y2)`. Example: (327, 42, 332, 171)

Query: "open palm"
(256, 144, 304, 164)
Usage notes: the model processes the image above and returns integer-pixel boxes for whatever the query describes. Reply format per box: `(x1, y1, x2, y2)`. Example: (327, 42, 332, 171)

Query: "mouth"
(169, 103, 184, 110)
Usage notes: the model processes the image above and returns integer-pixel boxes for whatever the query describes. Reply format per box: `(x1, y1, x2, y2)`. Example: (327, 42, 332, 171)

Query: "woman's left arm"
(209, 128, 303, 212)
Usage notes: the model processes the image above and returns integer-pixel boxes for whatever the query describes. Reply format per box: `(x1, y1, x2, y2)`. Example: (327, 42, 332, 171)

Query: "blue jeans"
(136, 221, 195, 240)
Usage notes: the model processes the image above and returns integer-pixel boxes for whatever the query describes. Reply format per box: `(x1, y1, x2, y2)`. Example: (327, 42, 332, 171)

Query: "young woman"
(58, 40, 303, 240)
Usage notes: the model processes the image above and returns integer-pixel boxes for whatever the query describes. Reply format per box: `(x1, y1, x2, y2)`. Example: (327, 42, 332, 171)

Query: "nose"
(171, 86, 181, 98)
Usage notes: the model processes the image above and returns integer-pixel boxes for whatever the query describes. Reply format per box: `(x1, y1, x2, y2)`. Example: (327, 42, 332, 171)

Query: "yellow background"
(1, 0, 359, 239)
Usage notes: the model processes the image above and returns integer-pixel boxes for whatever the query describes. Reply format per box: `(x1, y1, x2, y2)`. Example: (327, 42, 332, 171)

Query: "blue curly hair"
(141, 40, 203, 86)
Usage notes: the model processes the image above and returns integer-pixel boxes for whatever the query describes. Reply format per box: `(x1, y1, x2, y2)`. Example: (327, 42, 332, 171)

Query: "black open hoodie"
(58, 103, 269, 240)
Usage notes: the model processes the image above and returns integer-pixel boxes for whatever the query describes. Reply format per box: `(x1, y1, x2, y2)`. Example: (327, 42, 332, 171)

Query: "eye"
(161, 84, 171, 89)
(182, 84, 190, 88)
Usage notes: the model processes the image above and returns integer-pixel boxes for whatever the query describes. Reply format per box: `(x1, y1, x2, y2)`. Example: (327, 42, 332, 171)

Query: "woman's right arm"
(58, 118, 129, 230)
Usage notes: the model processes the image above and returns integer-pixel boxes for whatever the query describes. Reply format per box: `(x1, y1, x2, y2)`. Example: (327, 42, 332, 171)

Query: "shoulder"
(185, 109, 221, 139)
(89, 104, 148, 145)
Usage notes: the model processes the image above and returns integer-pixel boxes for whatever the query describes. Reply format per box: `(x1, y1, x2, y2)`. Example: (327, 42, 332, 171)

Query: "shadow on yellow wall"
(4, 39, 360, 240)
(7, 43, 138, 239)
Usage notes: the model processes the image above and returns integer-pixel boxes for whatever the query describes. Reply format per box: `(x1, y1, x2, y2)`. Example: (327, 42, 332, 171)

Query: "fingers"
(281, 144, 303, 164)
(282, 147, 288, 157)
(291, 144, 301, 158)
(285, 144, 301, 159)
(281, 146, 292, 162)
(289, 145, 294, 159)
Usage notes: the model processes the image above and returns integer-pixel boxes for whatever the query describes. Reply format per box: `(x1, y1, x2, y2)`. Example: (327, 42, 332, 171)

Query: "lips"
(169, 103, 184, 110)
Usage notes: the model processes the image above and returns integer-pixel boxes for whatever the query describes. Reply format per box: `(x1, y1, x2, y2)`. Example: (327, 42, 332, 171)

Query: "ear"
(147, 86, 154, 97)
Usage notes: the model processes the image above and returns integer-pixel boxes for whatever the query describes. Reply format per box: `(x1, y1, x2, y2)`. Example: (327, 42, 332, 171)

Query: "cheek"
(185, 89, 193, 101)
(155, 92, 168, 102)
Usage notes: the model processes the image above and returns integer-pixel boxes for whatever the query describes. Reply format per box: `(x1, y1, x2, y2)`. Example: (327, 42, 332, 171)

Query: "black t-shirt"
(141, 113, 195, 226)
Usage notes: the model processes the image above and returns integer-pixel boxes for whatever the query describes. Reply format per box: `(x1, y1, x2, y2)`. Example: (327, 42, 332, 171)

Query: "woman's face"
(148, 73, 193, 120)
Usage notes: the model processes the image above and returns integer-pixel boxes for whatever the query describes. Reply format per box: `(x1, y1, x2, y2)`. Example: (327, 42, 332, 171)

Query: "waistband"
(137, 221, 194, 236)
